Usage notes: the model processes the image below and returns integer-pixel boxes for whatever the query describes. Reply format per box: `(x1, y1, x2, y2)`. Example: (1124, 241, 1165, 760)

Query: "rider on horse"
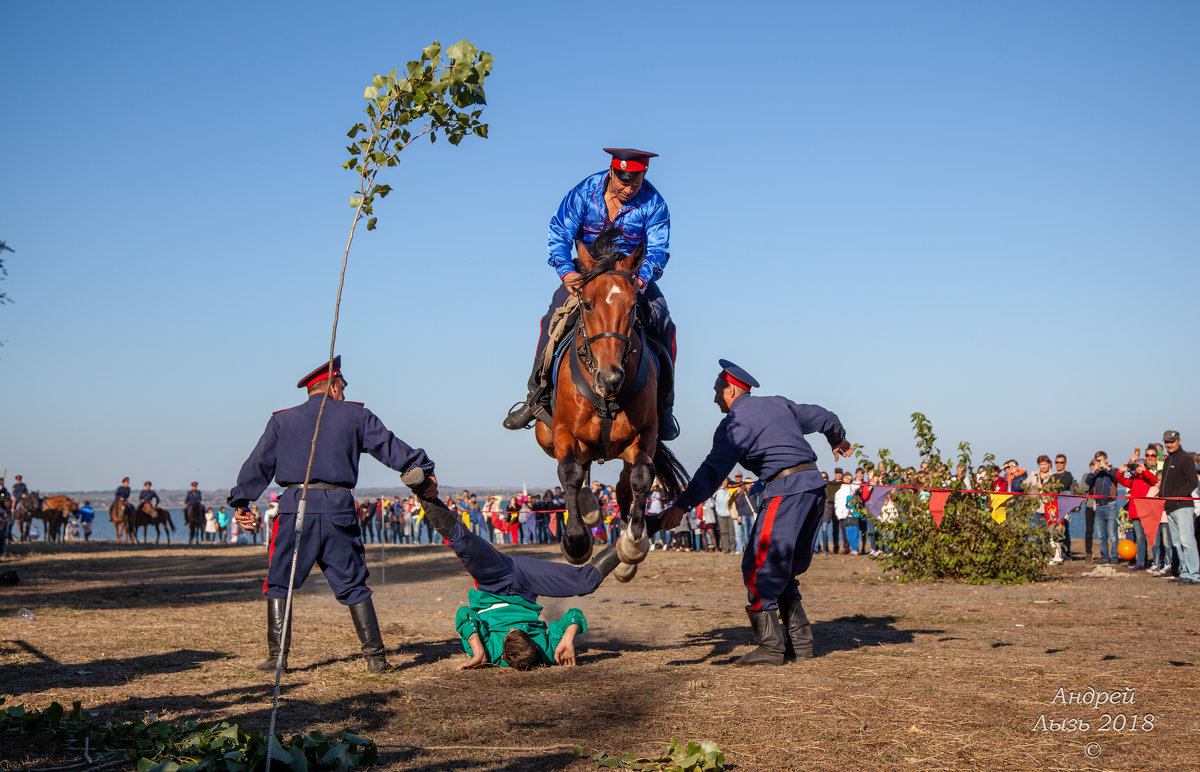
(139, 481, 159, 512)
(113, 477, 131, 510)
(185, 481, 203, 510)
(502, 148, 678, 441)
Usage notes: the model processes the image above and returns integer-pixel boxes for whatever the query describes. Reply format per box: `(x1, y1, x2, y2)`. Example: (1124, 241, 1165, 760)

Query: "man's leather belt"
(282, 482, 351, 490)
(768, 463, 817, 482)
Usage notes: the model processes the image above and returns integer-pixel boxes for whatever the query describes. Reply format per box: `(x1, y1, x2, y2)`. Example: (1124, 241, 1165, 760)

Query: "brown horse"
(533, 229, 687, 578)
(40, 495, 77, 542)
(110, 499, 134, 543)
(132, 501, 176, 544)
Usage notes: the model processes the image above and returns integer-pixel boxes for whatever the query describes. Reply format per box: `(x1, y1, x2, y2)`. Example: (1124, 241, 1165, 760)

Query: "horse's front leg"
(616, 451, 655, 566)
(556, 447, 593, 565)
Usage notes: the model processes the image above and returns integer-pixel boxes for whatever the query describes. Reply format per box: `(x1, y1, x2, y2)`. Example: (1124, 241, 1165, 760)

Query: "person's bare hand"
(554, 638, 576, 667)
(833, 440, 854, 461)
(233, 508, 256, 528)
(457, 651, 487, 670)
(659, 504, 685, 531)
(563, 272, 583, 296)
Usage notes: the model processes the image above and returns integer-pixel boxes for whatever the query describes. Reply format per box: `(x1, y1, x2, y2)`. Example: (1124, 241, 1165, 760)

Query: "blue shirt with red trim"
(675, 395, 846, 511)
(548, 170, 670, 285)
(227, 394, 434, 515)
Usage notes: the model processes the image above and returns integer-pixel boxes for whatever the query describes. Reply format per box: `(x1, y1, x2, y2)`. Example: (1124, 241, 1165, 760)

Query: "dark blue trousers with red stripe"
(741, 488, 826, 612)
(265, 512, 371, 605)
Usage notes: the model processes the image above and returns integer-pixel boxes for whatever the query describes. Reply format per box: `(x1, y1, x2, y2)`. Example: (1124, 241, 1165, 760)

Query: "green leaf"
(446, 39, 477, 62)
(366, 217, 377, 231)
(572, 745, 586, 757)
(597, 758, 621, 768)
(422, 42, 441, 61)
(372, 74, 385, 88)
(363, 86, 379, 100)
(349, 194, 363, 208)
(269, 740, 292, 764)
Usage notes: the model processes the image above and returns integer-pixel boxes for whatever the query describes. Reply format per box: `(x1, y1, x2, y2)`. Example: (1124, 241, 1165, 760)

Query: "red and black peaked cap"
(603, 148, 657, 173)
(297, 356, 346, 389)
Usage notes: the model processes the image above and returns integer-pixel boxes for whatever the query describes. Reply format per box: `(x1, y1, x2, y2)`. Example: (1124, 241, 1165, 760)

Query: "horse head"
(574, 230, 645, 399)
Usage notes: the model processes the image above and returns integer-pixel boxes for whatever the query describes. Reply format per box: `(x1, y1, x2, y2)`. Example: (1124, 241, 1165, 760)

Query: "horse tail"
(164, 509, 176, 531)
(652, 443, 690, 501)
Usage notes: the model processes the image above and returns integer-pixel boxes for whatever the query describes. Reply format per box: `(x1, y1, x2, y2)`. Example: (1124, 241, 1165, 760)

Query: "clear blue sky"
(2, 1, 1197, 493)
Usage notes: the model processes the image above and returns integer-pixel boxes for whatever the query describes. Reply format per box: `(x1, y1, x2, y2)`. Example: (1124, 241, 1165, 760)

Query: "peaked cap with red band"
(603, 147, 657, 173)
(718, 358, 759, 391)
(297, 355, 346, 389)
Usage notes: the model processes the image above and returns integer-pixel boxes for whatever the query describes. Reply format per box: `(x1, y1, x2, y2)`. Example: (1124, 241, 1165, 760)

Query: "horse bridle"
(575, 270, 640, 379)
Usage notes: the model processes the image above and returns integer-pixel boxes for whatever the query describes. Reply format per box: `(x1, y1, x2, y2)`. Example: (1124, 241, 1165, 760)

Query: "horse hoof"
(616, 532, 650, 565)
(577, 488, 602, 527)
(614, 563, 638, 583)
(560, 540, 593, 566)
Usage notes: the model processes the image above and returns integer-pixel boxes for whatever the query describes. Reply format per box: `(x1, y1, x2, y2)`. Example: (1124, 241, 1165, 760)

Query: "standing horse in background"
(111, 499, 134, 543)
(132, 501, 176, 544)
(14, 492, 42, 541)
(533, 229, 688, 580)
(185, 502, 206, 544)
(40, 495, 78, 543)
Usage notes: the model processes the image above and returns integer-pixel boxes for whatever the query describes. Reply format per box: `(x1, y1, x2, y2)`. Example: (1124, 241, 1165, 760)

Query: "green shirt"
(454, 588, 587, 667)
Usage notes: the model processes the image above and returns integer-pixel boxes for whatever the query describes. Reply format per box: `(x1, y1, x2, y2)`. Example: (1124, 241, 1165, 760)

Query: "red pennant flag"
(1131, 498, 1165, 548)
(549, 512, 559, 537)
(928, 490, 950, 528)
(1044, 497, 1060, 524)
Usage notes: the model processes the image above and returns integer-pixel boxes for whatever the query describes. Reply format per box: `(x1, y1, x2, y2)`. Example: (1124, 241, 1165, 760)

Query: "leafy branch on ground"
(859, 412, 1052, 583)
(0, 700, 377, 772)
(343, 39, 492, 233)
(575, 739, 725, 771)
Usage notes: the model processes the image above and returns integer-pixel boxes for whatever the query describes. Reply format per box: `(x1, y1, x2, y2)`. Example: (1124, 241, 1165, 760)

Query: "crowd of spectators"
(4, 434, 1196, 582)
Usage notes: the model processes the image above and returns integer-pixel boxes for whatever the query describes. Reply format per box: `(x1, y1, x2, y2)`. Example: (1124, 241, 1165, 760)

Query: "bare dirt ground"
(2, 541, 1197, 771)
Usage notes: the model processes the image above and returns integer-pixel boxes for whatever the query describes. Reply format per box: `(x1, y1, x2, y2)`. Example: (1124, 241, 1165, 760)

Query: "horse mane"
(577, 228, 635, 286)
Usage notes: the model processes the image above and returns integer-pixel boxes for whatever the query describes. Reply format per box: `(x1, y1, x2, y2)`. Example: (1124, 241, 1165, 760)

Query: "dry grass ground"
(1, 541, 1197, 771)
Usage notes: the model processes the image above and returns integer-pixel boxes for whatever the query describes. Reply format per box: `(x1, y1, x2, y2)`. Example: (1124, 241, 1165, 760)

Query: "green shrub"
(860, 413, 1052, 583)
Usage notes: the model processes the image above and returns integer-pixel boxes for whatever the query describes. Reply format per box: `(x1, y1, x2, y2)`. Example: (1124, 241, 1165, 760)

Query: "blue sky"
(1, 1, 1197, 493)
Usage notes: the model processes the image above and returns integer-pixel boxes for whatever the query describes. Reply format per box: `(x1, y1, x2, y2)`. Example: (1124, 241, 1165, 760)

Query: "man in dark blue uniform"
(12, 475, 28, 503)
(139, 481, 160, 511)
(660, 360, 854, 666)
(229, 356, 437, 672)
(185, 482, 203, 510)
(113, 477, 131, 509)
(503, 148, 678, 439)
(411, 486, 621, 669)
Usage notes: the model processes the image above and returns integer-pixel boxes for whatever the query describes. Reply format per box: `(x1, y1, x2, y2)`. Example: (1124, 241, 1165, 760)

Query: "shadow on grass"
(0, 545, 472, 612)
(0, 647, 228, 695)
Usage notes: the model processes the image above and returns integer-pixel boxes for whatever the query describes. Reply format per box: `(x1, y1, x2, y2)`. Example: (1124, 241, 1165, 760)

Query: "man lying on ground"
(414, 492, 620, 670)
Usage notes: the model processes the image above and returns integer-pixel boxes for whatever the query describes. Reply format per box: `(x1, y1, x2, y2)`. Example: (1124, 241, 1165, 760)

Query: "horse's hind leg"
(617, 453, 655, 565)
(557, 450, 594, 565)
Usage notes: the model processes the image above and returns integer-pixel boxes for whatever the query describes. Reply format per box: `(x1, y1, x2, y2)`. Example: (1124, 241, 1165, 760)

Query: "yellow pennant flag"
(989, 494, 1012, 523)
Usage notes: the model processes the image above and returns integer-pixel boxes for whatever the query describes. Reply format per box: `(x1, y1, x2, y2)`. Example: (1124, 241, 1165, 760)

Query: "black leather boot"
(418, 496, 458, 540)
(590, 544, 621, 578)
(778, 594, 814, 661)
(735, 609, 786, 666)
(256, 597, 291, 671)
(349, 599, 389, 671)
(650, 339, 678, 441)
